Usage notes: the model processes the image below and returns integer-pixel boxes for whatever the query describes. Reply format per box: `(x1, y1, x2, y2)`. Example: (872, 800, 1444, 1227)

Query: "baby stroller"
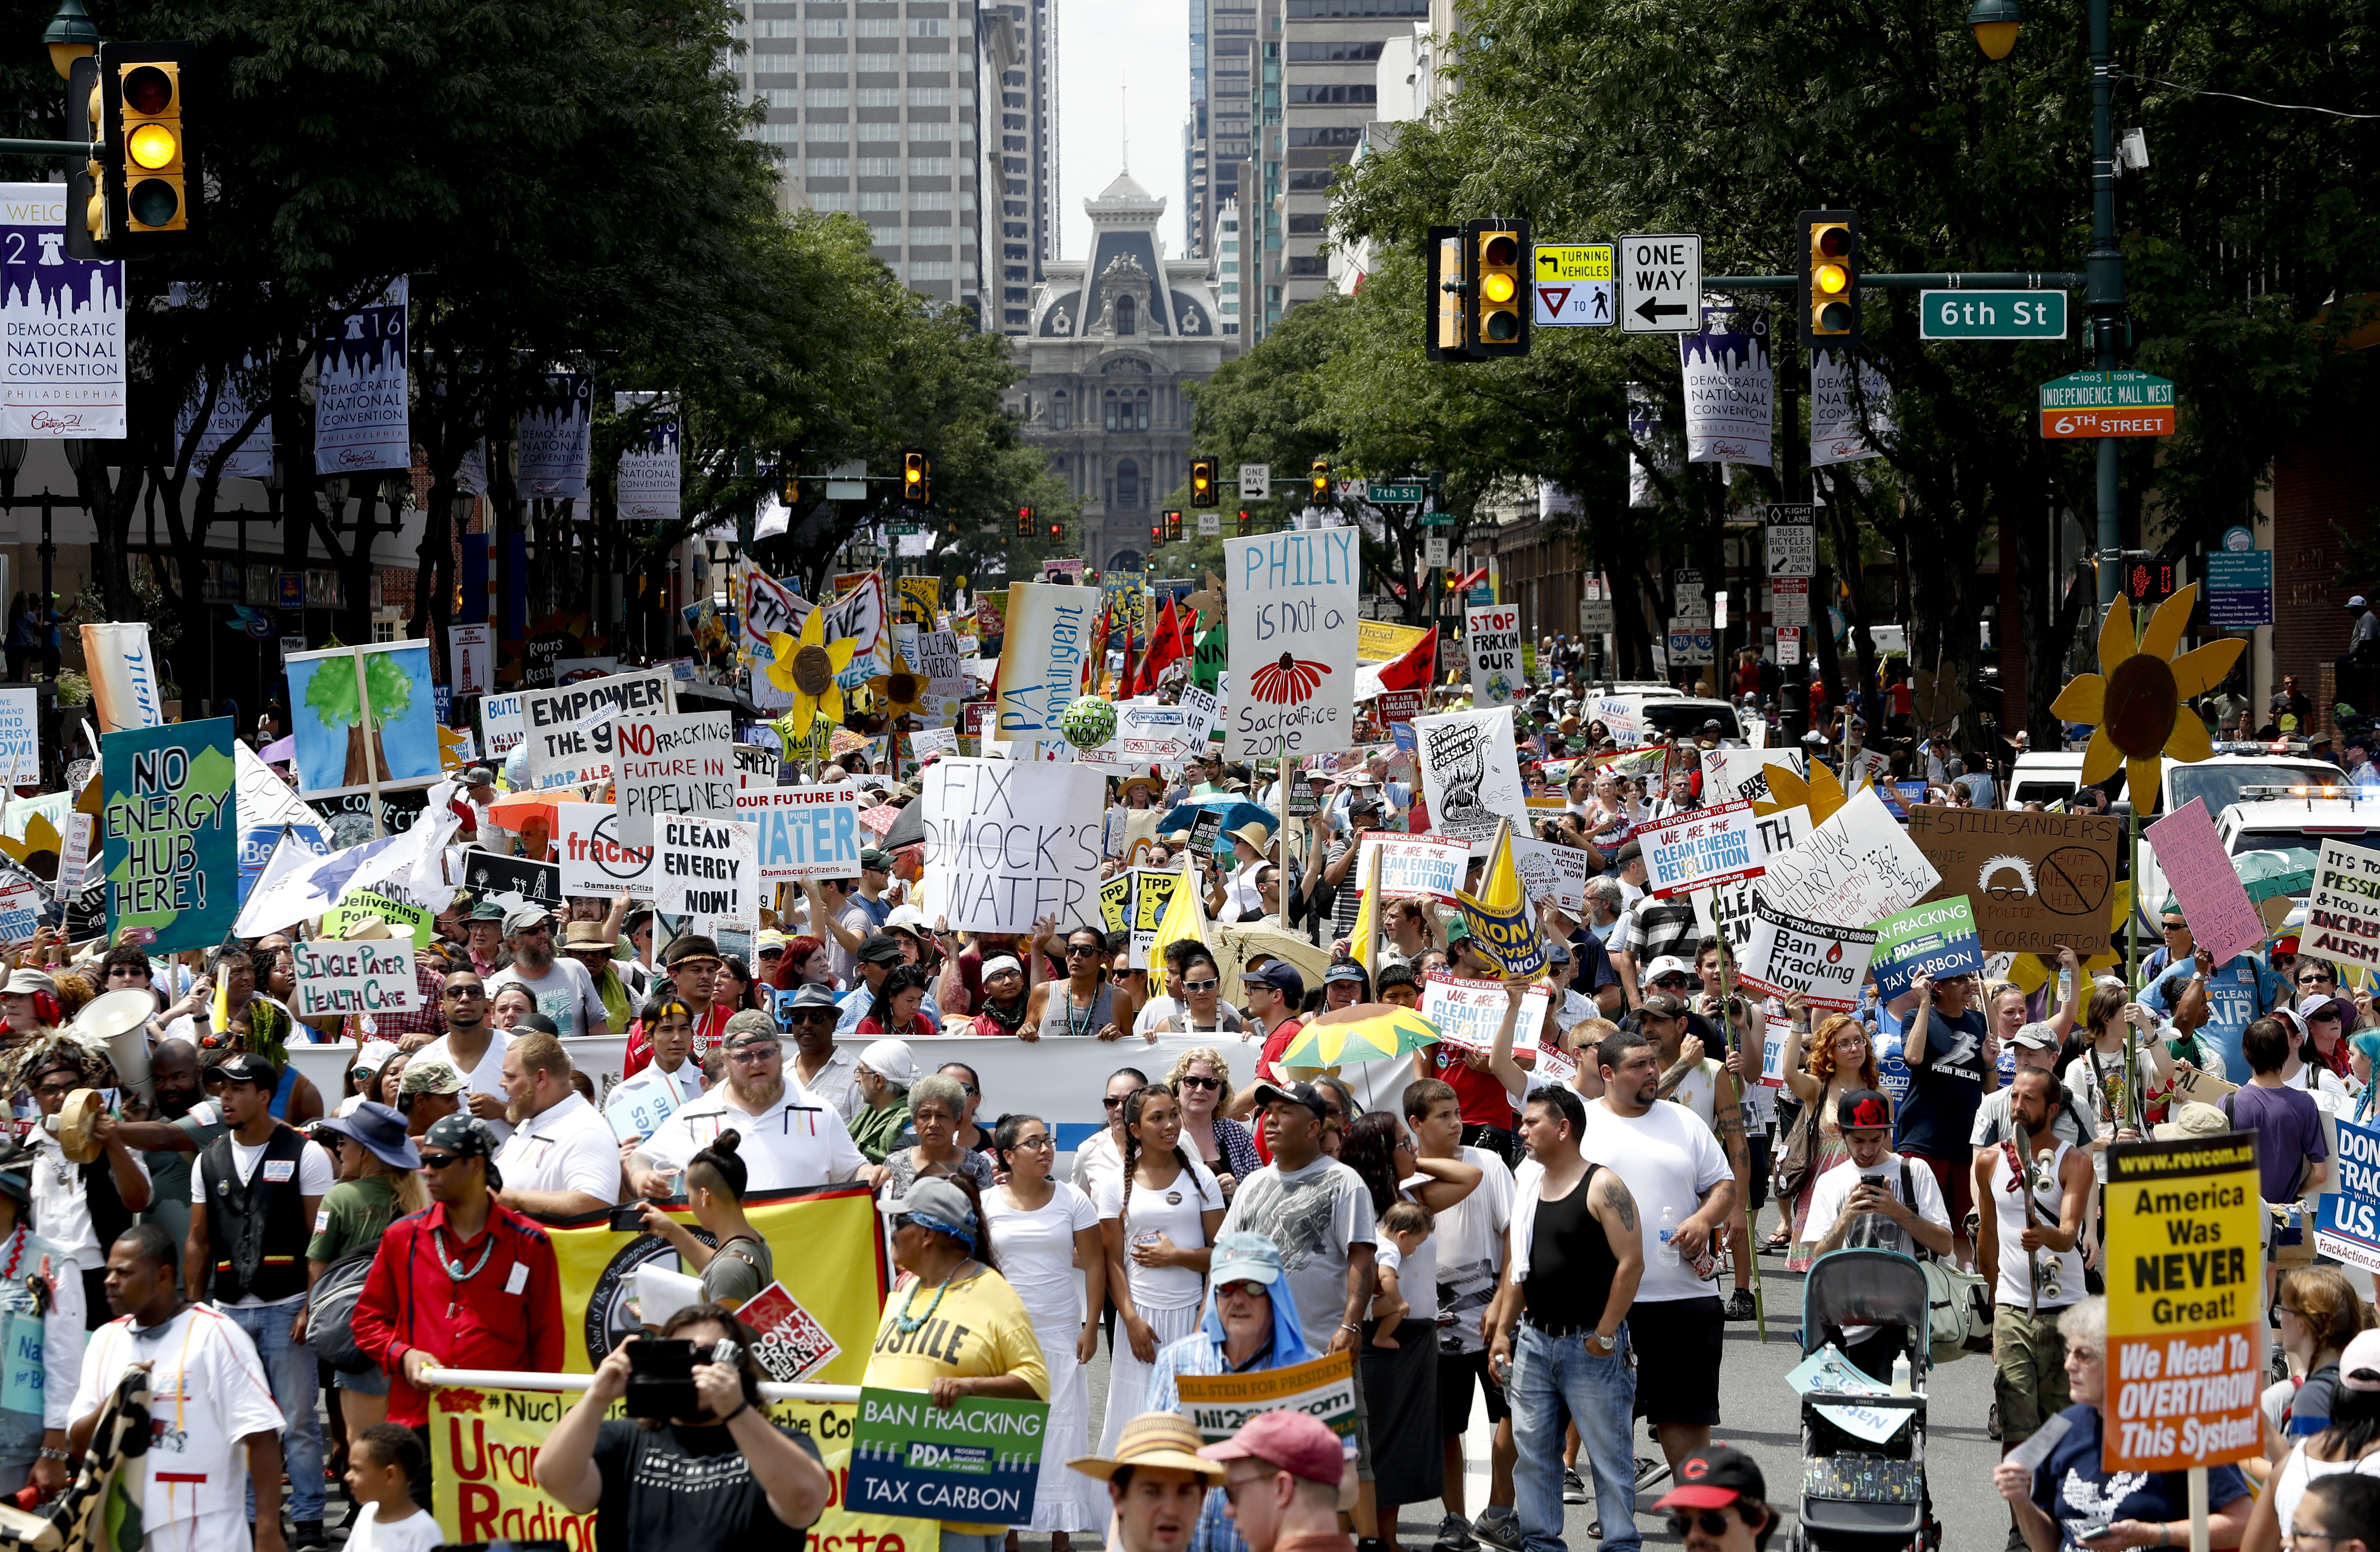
(1789, 1248, 1938, 1551)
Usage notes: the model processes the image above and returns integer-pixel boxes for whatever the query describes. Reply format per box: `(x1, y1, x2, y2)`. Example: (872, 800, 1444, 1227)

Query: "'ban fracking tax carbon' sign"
(849, 1387, 1047, 1524)
(2039, 369, 2176, 439)
(2103, 1135, 2263, 1473)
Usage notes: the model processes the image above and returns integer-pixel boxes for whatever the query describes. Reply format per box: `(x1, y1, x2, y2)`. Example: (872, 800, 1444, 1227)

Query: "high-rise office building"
(984, 0, 1057, 335)
(734, 0, 1029, 323)
(1185, 0, 1265, 268)
(1276, 0, 1425, 317)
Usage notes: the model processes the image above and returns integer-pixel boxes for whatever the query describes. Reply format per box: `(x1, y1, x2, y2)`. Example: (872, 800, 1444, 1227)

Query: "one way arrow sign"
(1620, 233, 1701, 335)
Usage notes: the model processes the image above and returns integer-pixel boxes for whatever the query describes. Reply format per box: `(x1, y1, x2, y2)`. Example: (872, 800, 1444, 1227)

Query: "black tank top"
(1522, 1164, 1618, 1331)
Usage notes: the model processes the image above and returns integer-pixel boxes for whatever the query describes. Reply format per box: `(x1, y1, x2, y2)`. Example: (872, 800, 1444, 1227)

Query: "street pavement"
(1071, 1202, 2009, 1550)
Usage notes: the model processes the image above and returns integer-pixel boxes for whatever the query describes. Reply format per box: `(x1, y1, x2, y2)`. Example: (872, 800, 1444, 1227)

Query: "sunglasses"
(1182, 977, 1219, 993)
(790, 1011, 837, 1026)
(1653, 976, 1694, 989)
(2301, 975, 2336, 986)
(1664, 1511, 1736, 1538)
(419, 1153, 465, 1171)
(1103, 1096, 1127, 1109)
(444, 986, 487, 1000)
(1216, 1280, 1267, 1300)
(1178, 1074, 1221, 1090)
(2161, 921, 2189, 930)
(1066, 944, 1102, 956)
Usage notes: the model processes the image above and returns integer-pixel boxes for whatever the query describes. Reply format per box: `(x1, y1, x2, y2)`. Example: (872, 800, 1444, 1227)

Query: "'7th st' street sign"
(2039, 369, 2175, 439)
(1921, 290, 2067, 340)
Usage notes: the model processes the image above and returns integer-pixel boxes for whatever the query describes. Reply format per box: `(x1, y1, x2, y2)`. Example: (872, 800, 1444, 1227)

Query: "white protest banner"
(908, 726, 957, 764)
(290, 937, 418, 1020)
(738, 563, 805, 671)
(0, 183, 125, 440)
(612, 711, 737, 847)
(1223, 528, 1359, 760)
(448, 624, 492, 697)
(736, 742, 782, 786)
(1117, 701, 1201, 767)
(1700, 748, 1805, 807)
(922, 758, 1102, 933)
(1738, 901, 1879, 1010)
(555, 801, 655, 894)
(1757, 786, 1939, 925)
(1417, 972, 1546, 1056)
(991, 582, 1097, 761)
(478, 690, 524, 757)
(519, 670, 673, 790)
(2306, 840, 2380, 975)
(1413, 707, 1528, 846)
(313, 277, 407, 473)
(1692, 806, 1807, 953)
(1354, 833, 1473, 902)
(0, 876, 40, 942)
(1510, 837, 1591, 914)
(1759, 1014, 1792, 1088)
(615, 390, 681, 521)
(655, 814, 759, 928)
(910, 630, 967, 679)
(53, 813, 93, 902)
(737, 783, 864, 882)
(1463, 604, 1522, 709)
(1637, 799, 1765, 899)
(0, 688, 37, 779)
(1176, 686, 1220, 752)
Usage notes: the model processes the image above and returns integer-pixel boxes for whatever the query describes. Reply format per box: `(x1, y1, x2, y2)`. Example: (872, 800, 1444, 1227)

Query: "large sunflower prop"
(867, 653, 929, 721)
(766, 607, 858, 739)
(1755, 759, 1854, 823)
(2050, 583, 2242, 810)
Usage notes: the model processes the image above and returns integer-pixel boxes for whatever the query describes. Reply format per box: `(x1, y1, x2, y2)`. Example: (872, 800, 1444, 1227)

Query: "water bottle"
(1890, 1352, 1912, 1396)
(1657, 1204, 1679, 1266)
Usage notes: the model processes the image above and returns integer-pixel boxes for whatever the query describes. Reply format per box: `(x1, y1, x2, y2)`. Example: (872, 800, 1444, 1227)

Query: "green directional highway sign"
(1919, 290, 2067, 340)
(1368, 484, 1427, 504)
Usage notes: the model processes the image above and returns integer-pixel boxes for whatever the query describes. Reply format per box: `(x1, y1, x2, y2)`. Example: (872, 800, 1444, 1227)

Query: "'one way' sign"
(1620, 234, 1701, 334)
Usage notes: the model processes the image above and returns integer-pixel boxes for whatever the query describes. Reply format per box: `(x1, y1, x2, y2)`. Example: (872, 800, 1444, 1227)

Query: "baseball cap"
(1208, 1232, 1285, 1287)
(1638, 992, 1691, 1021)
(2352, 597, 2370, 610)
(1644, 954, 1696, 983)
(1443, 917, 1472, 944)
(855, 933, 907, 967)
(876, 1175, 979, 1239)
(2342, 1329, 2380, 1392)
(2010, 1020, 2062, 1052)
(1, 968, 53, 997)
(1323, 962, 1368, 985)
(724, 1009, 778, 1045)
(349, 1039, 401, 1078)
(398, 1059, 470, 1097)
(214, 1052, 278, 1088)
(755, 930, 788, 955)
(1241, 960, 1305, 1004)
(461, 766, 496, 786)
(1836, 1088, 1894, 1131)
(1198, 1409, 1345, 1488)
(503, 905, 551, 936)
(1250, 1079, 1330, 1119)
(1653, 1444, 1766, 1512)
(1547, 942, 1572, 966)
(860, 848, 893, 871)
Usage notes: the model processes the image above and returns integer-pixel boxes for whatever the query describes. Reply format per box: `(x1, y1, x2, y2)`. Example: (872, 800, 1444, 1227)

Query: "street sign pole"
(2087, 0, 2127, 607)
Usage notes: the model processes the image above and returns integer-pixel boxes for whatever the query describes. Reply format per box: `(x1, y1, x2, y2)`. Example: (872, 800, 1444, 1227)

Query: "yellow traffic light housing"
(1190, 458, 1217, 507)
(1464, 218, 1530, 358)
(1015, 507, 1033, 538)
(1798, 210, 1859, 350)
(70, 41, 199, 259)
(902, 450, 928, 503)
(1165, 510, 1184, 542)
(1310, 458, 1331, 504)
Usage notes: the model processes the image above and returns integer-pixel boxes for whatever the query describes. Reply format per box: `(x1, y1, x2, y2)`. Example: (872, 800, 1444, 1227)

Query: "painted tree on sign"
(304, 652, 414, 786)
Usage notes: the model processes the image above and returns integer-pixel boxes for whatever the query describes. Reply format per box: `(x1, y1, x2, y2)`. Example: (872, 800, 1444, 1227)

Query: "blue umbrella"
(1155, 797, 1277, 838)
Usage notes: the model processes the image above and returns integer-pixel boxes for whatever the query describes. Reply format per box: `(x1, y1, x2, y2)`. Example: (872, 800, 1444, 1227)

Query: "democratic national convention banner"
(314, 277, 409, 473)
(1868, 896, 1985, 1000)
(1223, 529, 1359, 760)
(615, 390, 681, 521)
(991, 581, 1095, 761)
(0, 182, 124, 439)
(2318, 1112, 2380, 1274)
(1636, 798, 1765, 899)
(1809, 346, 1893, 469)
(737, 783, 864, 883)
(2304, 839, 2380, 977)
(1904, 804, 2118, 955)
(2145, 798, 2265, 968)
(923, 758, 1102, 934)
(1463, 604, 1521, 709)
(1175, 1351, 1358, 1444)
(174, 355, 274, 481)
(2102, 1136, 2263, 1473)
(1680, 307, 1771, 466)
(102, 717, 238, 956)
(1413, 707, 1528, 847)
(850, 1390, 1049, 1525)
(516, 372, 592, 501)
(283, 641, 444, 800)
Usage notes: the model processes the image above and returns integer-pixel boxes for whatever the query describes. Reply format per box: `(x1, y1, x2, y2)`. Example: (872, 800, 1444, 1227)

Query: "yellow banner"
(1356, 619, 1429, 664)
(2103, 1136, 2263, 1472)
(546, 1183, 887, 1375)
(432, 1387, 940, 1552)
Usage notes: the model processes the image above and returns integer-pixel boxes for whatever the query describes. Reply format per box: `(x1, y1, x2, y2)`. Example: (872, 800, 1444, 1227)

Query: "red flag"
(1374, 624, 1439, 692)
(1136, 596, 1189, 693)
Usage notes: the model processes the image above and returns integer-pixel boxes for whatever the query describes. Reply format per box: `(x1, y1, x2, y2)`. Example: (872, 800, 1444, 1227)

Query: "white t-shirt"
(602, 1060, 705, 1144)
(1071, 1129, 1126, 1210)
(492, 1091, 622, 1205)
(1430, 1145, 1514, 1356)
(413, 1028, 515, 1144)
(190, 1132, 337, 1307)
(72, 1305, 285, 1534)
(637, 1080, 865, 1190)
(1667, 1057, 1724, 1131)
(486, 956, 607, 1038)
(1800, 1152, 1950, 1261)
(983, 1182, 1100, 1331)
(1579, 1097, 1733, 1304)
(348, 1504, 441, 1552)
(32, 1131, 153, 1272)
(1097, 1158, 1224, 1310)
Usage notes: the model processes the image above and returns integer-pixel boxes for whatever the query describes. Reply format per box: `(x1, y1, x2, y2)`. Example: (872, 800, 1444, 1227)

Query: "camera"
(623, 1339, 700, 1420)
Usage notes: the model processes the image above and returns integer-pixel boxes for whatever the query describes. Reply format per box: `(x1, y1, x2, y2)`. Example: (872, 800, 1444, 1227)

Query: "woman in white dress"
(983, 1115, 1107, 1551)
(1097, 1082, 1223, 1456)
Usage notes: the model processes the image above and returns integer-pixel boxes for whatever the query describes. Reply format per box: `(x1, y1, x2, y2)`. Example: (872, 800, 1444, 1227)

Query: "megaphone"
(73, 987, 157, 1106)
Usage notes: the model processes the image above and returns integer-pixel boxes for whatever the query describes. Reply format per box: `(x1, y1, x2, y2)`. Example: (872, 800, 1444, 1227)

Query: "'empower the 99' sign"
(1225, 530, 1358, 760)
(2102, 1135, 2263, 1473)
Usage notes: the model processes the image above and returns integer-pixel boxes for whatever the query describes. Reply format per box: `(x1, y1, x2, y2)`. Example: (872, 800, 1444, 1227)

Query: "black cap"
(215, 1052, 279, 1089)
(856, 933, 906, 966)
(1638, 992, 1691, 1021)
(1250, 1080, 1330, 1119)
(1836, 1088, 1894, 1131)
(1654, 1444, 1766, 1511)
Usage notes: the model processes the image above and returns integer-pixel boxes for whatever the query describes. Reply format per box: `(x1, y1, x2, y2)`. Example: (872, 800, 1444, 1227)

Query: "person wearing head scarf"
(0, 1136, 83, 1498)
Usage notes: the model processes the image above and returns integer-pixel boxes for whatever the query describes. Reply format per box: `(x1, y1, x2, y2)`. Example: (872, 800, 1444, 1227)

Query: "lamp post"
(1968, 0, 2126, 605)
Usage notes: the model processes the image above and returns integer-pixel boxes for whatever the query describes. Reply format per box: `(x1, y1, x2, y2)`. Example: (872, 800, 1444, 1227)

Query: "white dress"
(983, 1182, 1108, 1533)
(1095, 1155, 1224, 1456)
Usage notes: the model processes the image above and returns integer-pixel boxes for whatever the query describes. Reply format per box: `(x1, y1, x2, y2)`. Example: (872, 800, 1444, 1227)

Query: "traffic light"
(1798, 210, 1859, 350)
(2118, 550, 2177, 606)
(1015, 506, 1033, 538)
(72, 42, 198, 259)
(902, 450, 928, 503)
(1047, 519, 1062, 541)
(779, 465, 799, 507)
(1165, 510, 1184, 542)
(1425, 225, 1468, 363)
(1190, 459, 1217, 507)
(1237, 510, 1251, 536)
(1150, 523, 1163, 545)
(1310, 458, 1331, 504)
(1463, 218, 1530, 358)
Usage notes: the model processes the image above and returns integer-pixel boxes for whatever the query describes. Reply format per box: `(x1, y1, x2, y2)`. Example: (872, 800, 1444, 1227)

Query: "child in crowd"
(343, 1424, 441, 1552)
(1368, 1199, 1435, 1348)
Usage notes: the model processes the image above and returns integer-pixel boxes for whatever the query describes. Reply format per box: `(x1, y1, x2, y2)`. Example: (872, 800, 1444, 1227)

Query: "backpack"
(1902, 1160, 1991, 1366)
(303, 1246, 382, 1373)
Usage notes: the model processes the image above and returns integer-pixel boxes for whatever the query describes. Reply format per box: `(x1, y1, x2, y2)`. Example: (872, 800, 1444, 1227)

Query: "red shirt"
(351, 1199, 565, 1427)
(1422, 1043, 1520, 1129)
(1249, 1016, 1310, 1165)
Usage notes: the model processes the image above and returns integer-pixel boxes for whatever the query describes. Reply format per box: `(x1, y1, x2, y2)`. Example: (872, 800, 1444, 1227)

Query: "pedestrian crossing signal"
(1799, 210, 1859, 350)
(1190, 459, 1218, 507)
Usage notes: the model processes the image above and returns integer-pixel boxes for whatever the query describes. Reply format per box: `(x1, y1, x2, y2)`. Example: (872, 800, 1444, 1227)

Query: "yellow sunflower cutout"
(868, 653, 929, 721)
(1756, 759, 1855, 823)
(2049, 583, 2242, 810)
(765, 607, 859, 739)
